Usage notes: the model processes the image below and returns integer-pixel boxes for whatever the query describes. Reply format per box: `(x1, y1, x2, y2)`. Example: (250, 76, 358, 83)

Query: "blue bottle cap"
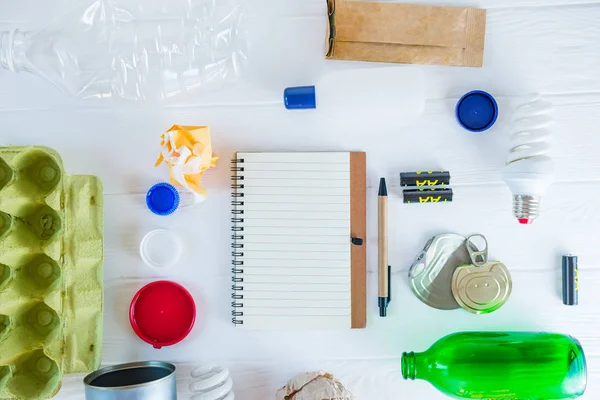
(146, 183, 180, 216)
(284, 86, 316, 110)
(455, 90, 498, 132)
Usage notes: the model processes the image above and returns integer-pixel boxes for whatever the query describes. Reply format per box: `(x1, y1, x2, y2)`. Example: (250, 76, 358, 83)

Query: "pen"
(378, 178, 391, 317)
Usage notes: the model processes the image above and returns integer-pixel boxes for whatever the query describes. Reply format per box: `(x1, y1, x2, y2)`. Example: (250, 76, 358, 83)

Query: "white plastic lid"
(140, 229, 183, 269)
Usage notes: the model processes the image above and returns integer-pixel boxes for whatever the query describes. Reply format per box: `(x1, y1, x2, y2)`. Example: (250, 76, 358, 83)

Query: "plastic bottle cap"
(146, 183, 180, 216)
(284, 86, 316, 110)
(455, 90, 498, 132)
(129, 281, 196, 349)
(140, 229, 183, 269)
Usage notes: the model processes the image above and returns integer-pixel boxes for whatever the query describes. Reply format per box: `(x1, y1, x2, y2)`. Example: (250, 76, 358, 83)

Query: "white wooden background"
(1, 0, 600, 398)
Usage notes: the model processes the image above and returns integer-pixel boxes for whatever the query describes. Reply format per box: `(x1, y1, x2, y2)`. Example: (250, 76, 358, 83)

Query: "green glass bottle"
(402, 332, 587, 399)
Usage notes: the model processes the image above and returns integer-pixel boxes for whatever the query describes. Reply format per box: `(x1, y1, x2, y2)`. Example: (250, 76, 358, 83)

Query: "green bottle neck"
(402, 351, 429, 381)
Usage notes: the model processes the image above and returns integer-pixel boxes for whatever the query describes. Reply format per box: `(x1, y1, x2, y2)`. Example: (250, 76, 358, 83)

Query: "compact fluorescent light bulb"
(502, 93, 554, 224)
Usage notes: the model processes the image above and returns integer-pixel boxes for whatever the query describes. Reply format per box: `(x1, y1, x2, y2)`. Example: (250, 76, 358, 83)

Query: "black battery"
(562, 255, 578, 306)
(403, 188, 453, 204)
(400, 171, 450, 187)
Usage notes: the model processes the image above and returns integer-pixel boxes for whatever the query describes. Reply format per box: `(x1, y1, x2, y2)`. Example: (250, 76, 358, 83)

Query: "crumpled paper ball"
(155, 124, 219, 202)
(276, 371, 353, 400)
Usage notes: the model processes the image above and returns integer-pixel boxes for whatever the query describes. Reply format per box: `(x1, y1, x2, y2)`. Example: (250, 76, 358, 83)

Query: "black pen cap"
(378, 178, 388, 196)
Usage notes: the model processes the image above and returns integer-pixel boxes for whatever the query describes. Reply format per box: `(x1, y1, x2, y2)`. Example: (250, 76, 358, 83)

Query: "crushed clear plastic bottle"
(0, 0, 247, 101)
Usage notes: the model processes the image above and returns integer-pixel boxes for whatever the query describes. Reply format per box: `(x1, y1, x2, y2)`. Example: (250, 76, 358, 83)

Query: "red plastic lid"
(129, 281, 196, 349)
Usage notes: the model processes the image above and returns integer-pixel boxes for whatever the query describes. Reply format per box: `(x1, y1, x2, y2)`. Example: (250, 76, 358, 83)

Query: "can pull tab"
(466, 234, 488, 267)
(408, 251, 427, 278)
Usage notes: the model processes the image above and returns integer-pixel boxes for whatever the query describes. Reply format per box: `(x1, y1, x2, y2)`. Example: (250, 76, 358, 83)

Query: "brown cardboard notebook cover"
(350, 152, 367, 328)
(326, 0, 487, 67)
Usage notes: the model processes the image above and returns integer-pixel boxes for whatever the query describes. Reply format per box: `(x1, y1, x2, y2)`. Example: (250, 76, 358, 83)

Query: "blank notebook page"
(232, 152, 352, 329)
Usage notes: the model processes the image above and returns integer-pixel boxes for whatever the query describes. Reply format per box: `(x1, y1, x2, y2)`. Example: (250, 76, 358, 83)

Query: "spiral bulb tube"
(503, 93, 554, 224)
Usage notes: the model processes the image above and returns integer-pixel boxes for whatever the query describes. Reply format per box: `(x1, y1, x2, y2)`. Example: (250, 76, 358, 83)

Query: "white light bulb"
(502, 93, 554, 224)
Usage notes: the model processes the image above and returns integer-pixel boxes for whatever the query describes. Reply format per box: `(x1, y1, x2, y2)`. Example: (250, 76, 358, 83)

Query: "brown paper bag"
(326, 0, 487, 67)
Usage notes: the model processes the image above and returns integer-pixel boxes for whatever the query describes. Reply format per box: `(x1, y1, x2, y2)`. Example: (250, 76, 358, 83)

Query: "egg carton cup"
(0, 147, 103, 400)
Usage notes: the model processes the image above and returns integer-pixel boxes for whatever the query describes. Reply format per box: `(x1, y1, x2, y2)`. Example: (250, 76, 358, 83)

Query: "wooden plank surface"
(0, 0, 599, 398)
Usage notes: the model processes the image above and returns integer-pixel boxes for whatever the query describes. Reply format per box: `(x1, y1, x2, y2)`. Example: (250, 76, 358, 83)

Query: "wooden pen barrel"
(378, 195, 388, 297)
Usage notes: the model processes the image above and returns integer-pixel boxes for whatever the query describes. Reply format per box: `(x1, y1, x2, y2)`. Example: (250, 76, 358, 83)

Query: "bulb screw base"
(513, 195, 541, 224)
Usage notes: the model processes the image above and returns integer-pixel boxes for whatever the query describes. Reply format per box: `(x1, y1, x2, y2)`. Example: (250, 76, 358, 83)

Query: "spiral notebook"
(231, 152, 366, 329)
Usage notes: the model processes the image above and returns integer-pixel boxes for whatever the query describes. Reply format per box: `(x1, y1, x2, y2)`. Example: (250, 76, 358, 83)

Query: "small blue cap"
(284, 86, 316, 110)
(455, 90, 498, 132)
(146, 183, 180, 216)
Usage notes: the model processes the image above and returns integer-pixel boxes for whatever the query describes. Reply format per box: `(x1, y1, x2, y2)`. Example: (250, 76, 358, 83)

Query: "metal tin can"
(84, 361, 176, 400)
(451, 261, 512, 314)
(408, 234, 473, 310)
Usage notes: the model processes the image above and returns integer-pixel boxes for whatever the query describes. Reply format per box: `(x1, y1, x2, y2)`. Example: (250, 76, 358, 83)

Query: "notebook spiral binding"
(231, 157, 245, 325)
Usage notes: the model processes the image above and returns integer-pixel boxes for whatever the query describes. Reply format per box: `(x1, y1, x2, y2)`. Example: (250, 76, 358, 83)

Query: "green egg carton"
(0, 147, 103, 400)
